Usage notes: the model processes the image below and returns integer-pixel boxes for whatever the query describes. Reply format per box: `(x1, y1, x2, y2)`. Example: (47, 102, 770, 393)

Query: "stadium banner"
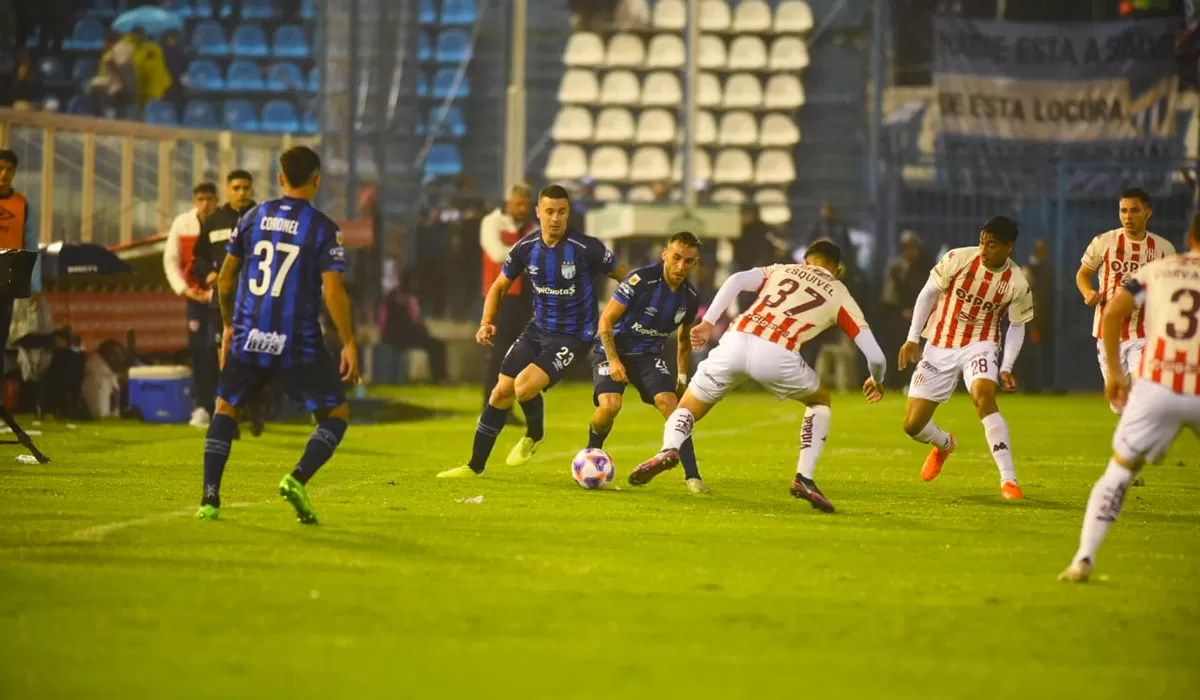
(932, 17, 1184, 197)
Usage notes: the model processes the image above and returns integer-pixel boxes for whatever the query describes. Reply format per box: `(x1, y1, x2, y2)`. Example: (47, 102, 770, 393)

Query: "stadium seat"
(193, 0, 214, 16)
(144, 100, 179, 125)
(301, 0, 315, 20)
(732, 0, 772, 33)
(712, 187, 747, 205)
(419, 31, 432, 61)
(71, 56, 98, 87)
(308, 66, 319, 92)
(594, 107, 635, 142)
(693, 110, 717, 145)
(545, 144, 588, 181)
(441, 0, 478, 25)
(424, 144, 463, 178)
(672, 149, 713, 182)
(698, 35, 727, 70)
(635, 109, 675, 144)
(427, 105, 466, 138)
(755, 189, 788, 205)
(551, 106, 594, 142)
(184, 100, 219, 128)
(699, 0, 731, 31)
(605, 33, 645, 68)
(241, 0, 277, 20)
(760, 204, 791, 224)
(37, 57, 67, 88)
(759, 113, 801, 147)
(272, 25, 310, 58)
(769, 36, 810, 71)
(640, 71, 681, 107)
(436, 30, 472, 63)
(186, 59, 225, 90)
(557, 69, 599, 104)
(302, 106, 318, 134)
(599, 70, 639, 105)
(592, 184, 623, 202)
(718, 111, 758, 146)
(646, 34, 685, 69)
(563, 32, 605, 67)
(653, 0, 685, 30)
(419, 0, 437, 24)
(775, 1, 815, 33)
(629, 147, 670, 183)
(192, 21, 230, 56)
(432, 68, 470, 98)
(65, 17, 105, 50)
(227, 60, 265, 90)
(589, 146, 630, 181)
(417, 71, 429, 97)
(628, 185, 654, 202)
(89, 0, 120, 17)
(754, 150, 796, 185)
(696, 72, 722, 107)
(261, 99, 300, 132)
(712, 149, 753, 184)
(727, 36, 767, 71)
(223, 99, 260, 131)
(723, 74, 762, 109)
(763, 74, 805, 109)
(267, 62, 304, 91)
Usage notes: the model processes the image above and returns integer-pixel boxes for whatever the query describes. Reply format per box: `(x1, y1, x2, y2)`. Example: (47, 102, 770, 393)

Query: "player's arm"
(477, 272, 513, 346)
(216, 252, 241, 329)
(597, 297, 628, 382)
(998, 286, 1035, 391)
(608, 262, 630, 281)
(1076, 239, 1102, 306)
(322, 270, 355, 346)
(1101, 282, 1141, 408)
(691, 268, 767, 348)
(897, 276, 942, 370)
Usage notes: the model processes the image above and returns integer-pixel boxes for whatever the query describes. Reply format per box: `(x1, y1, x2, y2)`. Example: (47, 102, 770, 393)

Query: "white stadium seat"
(754, 189, 788, 205)
(763, 74, 806, 110)
(635, 108, 676, 144)
(590, 145, 630, 180)
(698, 34, 727, 70)
(593, 183, 623, 202)
(713, 149, 754, 184)
(641, 71, 683, 106)
(630, 146, 671, 182)
(718, 110, 758, 146)
(693, 110, 717, 145)
(551, 106, 593, 142)
(723, 73, 763, 109)
(672, 149, 713, 182)
(761, 204, 792, 224)
(769, 36, 810, 71)
(775, 1, 815, 33)
(558, 69, 599, 104)
(563, 32, 604, 67)
(628, 185, 655, 202)
(653, 0, 685, 30)
(696, 72, 722, 107)
(699, 0, 731, 31)
(646, 34, 685, 69)
(732, 0, 772, 33)
(712, 186, 747, 204)
(727, 36, 767, 71)
(545, 144, 588, 181)
(759, 113, 801, 147)
(754, 149, 796, 185)
(605, 33, 645, 68)
(594, 107, 636, 142)
(600, 70, 640, 105)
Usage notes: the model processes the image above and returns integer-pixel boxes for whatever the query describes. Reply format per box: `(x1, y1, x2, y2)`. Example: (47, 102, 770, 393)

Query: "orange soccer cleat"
(920, 435, 955, 482)
(1001, 481, 1024, 500)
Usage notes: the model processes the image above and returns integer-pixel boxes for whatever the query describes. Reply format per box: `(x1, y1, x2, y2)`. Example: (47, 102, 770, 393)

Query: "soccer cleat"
(920, 435, 956, 482)
(686, 478, 710, 494)
(437, 465, 482, 478)
(189, 407, 211, 429)
(195, 504, 220, 520)
(790, 477, 835, 513)
(1000, 481, 1024, 500)
(1059, 558, 1093, 583)
(279, 474, 319, 524)
(505, 437, 542, 467)
(628, 449, 680, 486)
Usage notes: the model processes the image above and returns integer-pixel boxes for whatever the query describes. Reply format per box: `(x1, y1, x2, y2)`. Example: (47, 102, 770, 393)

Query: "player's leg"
(903, 346, 957, 481)
(1121, 340, 1148, 487)
(276, 355, 351, 524)
(588, 351, 625, 449)
(197, 358, 262, 519)
(1097, 339, 1123, 415)
(967, 377, 1021, 498)
(505, 333, 587, 467)
(652, 392, 704, 490)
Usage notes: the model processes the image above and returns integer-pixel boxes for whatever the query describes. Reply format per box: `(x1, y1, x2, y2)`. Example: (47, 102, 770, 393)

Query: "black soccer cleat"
(790, 476, 835, 513)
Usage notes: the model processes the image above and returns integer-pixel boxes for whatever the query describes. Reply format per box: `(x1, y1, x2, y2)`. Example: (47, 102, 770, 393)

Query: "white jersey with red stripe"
(731, 263, 869, 352)
(921, 247, 1034, 350)
(1081, 228, 1176, 340)
(1127, 251, 1200, 395)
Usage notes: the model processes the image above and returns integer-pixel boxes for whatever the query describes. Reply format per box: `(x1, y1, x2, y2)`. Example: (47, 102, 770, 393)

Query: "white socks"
(1073, 460, 1136, 566)
(663, 408, 695, 451)
(796, 405, 832, 479)
(982, 413, 1016, 483)
(913, 421, 952, 451)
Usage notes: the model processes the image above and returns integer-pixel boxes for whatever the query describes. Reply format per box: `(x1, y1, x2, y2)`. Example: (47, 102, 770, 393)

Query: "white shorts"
(1112, 380, 1200, 464)
(689, 331, 819, 404)
(908, 341, 1000, 404)
(1097, 338, 1145, 382)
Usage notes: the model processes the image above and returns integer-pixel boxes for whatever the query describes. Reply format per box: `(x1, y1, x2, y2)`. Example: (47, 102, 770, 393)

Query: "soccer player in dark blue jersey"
(196, 146, 358, 524)
(588, 232, 706, 491)
(439, 184, 628, 477)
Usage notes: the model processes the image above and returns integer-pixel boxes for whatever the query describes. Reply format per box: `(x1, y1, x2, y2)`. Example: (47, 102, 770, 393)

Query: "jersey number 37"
(248, 240, 300, 297)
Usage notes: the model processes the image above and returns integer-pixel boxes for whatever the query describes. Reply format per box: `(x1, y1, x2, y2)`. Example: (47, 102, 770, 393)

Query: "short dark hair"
(805, 239, 842, 266)
(668, 231, 701, 250)
(538, 184, 571, 204)
(279, 146, 321, 188)
(227, 169, 253, 183)
(1120, 187, 1151, 206)
(980, 215, 1019, 244)
(0, 150, 17, 168)
(193, 182, 216, 196)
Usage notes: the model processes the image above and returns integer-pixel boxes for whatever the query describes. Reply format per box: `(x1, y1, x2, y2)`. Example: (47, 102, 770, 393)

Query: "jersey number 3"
(248, 240, 300, 297)
(761, 279, 826, 316)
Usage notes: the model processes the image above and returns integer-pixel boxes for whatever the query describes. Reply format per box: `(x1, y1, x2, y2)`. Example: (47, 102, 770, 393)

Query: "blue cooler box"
(129, 366, 193, 423)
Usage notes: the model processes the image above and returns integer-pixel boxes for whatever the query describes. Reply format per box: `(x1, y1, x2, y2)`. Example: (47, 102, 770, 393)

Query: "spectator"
(0, 149, 42, 356)
(881, 231, 932, 388)
(381, 275, 448, 384)
(160, 29, 188, 113)
(87, 29, 135, 117)
(126, 26, 172, 113)
(807, 201, 854, 253)
(479, 184, 534, 421)
(734, 203, 790, 270)
(11, 53, 41, 110)
(1020, 239, 1057, 392)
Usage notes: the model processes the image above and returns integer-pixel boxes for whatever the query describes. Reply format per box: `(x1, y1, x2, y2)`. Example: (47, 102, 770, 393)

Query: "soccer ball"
(572, 448, 615, 490)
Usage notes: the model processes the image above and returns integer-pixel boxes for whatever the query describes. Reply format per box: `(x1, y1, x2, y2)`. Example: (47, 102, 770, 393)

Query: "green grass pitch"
(1, 386, 1197, 699)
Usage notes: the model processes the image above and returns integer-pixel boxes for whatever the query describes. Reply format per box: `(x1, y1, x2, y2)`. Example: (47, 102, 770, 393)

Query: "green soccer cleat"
(196, 504, 220, 520)
(505, 437, 543, 467)
(437, 465, 482, 478)
(279, 474, 319, 524)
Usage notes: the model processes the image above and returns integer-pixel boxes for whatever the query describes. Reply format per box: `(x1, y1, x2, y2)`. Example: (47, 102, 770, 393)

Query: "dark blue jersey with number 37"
(502, 228, 616, 340)
(227, 196, 345, 368)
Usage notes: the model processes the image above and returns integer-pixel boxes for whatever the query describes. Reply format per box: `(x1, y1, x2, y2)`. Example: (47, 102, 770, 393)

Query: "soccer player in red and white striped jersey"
(1061, 216, 1200, 583)
(898, 216, 1035, 500)
(1075, 187, 1176, 413)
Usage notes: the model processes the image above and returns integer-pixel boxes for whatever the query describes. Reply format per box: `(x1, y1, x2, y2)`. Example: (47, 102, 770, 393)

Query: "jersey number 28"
(248, 240, 300, 297)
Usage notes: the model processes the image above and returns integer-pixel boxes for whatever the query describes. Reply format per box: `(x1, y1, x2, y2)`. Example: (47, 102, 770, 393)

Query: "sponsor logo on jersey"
(597, 362, 611, 376)
(244, 328, 288, 355)
(644, 305, 658, 317)
(1108, 259, 1143, 275)
(627, 273, 641, 286)
(561, 261, 576, 280)
(533, 283, 575, 296)
(527, 264, 539, 276)
(631, 321, 672, 338)
(952, 287, 1006, 315)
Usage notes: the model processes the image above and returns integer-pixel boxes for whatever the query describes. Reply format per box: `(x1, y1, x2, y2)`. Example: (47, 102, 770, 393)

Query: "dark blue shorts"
(217, 352, 346, 412)
(499, 324, 591, 390)
(592, 350, 675, 406)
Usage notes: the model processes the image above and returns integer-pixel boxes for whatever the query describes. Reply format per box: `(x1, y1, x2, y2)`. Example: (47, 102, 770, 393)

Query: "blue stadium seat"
(417, 71, 428, 97)
(266, 62, 303, 91)
(162, 0, 192, 16)
(184, 100, 219, 128)
(192, 20, 230, 56)
(241, 0, 278, 20)
(441, 0, 478, 25)
(25, 27, 39, 49)
(427, 106, 466, 138)
(424, 144, 463, 179)
(418, 31, 432, 62)
(302, 107, 318, 134)
(272, 25, 309, 58)
(38, 56, 67, 88)
(223, 99, 260, 131)
(145, 100, 179, 125)
(65, 17, 105, 50)
(193, 0, 215, 16)
(261, 99, 300, 132)
(301, 0, 315, 20)
(435, 31, 471, 64)
(87, 0, 120, 18)
(71, 56, 98, 87)
(227, 60, 264, 90)
(431, 68, 469, 98)
(186, 59, 224, 90)
(307, 66, 319, 92)
(419, 0, 437, 24)
(232, 24, 269, 57)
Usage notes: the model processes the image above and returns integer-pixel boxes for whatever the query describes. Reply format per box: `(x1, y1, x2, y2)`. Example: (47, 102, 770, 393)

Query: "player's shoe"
(1001, 480, 1024, 500)
(279, 474, 318, 524)
(189, 407, 210, 429)
(195, 504, 220, 520)
(790, 476, 835, 513)
(686, 478, 709, 494)
(505, 437, 542, 467)
(628, 449, 680, 486)
(1059, 558, 1093, 583)
(920, 435, 956, 482)
(437, 465, 482, 478)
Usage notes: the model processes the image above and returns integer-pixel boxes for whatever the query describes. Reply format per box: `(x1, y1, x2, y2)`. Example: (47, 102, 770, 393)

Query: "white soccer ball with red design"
(572, 448, 615, 489)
